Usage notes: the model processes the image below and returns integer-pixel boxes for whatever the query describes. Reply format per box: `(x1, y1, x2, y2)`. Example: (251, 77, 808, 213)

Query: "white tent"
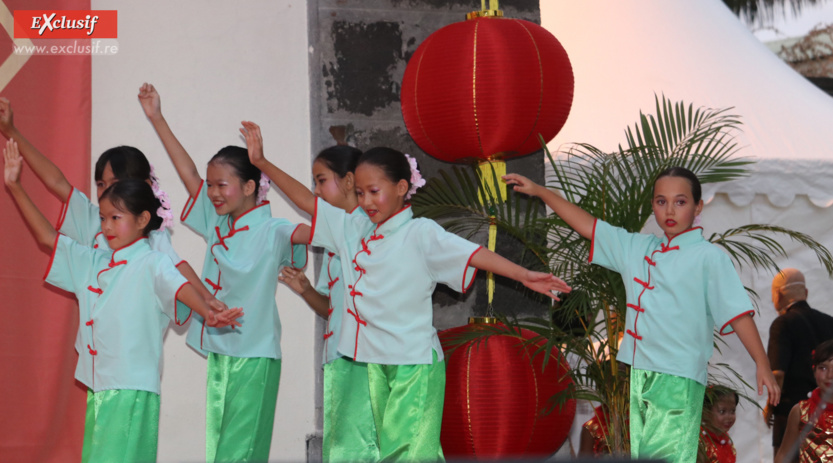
(541, 1, 833, 461)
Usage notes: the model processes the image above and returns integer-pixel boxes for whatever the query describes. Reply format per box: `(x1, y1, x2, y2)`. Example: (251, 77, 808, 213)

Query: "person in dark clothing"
(765, 268, 833, 458)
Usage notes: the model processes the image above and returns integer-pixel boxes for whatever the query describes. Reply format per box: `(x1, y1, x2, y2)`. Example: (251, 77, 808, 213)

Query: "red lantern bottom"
(439, 323, 576, 459)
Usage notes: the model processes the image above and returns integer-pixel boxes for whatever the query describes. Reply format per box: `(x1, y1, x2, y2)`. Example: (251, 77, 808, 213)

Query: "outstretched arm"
(503, 173, 596, 239)
(469, 248, 571, 300)
(774, 404, 800, 463)
(0, 98, 72, 201)
(4, 139, 57, 249)
(176, 261, 228, 312)
(732, 314, 780, 406)
(279, 267, 330, 318)
(138, 83, 203, 197)
(175, 283, 243, 329)
(240, 121, 316, 216)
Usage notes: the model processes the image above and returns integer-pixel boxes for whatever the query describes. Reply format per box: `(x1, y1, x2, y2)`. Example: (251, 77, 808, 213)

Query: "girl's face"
(354, 163, 408, 224)
(652, 176, 703, 239)
(815, 358, 833, 394)
(95, 162, 118, 199)
(313, 160, 355, 211)
(99, 197, 148, 250)
(206, 162, 256, 220)
(707, 396, 737, 433)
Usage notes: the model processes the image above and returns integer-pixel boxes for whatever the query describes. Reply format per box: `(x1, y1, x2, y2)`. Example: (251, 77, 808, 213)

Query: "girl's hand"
(205, 307, 244, 329)
(759, 362, 781, 406)
(4, 139, 22, 187)
(502, 173, 542, 197)
(0, 98, 15, 137)
(240, 121, 265, 167)
(207, 295, 229, 313)
(278, 266, 311, 295)
(521, 270, 571, 300)
(137, 83, 162, 120)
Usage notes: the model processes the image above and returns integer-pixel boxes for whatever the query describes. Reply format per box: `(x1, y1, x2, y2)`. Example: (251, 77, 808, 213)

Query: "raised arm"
(4, 139, 57, 249)
(240, 121, 316, 216)
(469, 248, 571, 300)
(732, 314, 780, 406)
(0, 98, 72, 201)
(503, 173, 596, 239)
(138, 83, 203, 197)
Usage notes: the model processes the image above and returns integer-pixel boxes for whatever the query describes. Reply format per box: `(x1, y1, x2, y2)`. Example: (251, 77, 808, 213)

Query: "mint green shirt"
(311, 198, 481, 365)
(590, 219, 754, 385)
(45, 235, 187, 394)
(181, 180, 307, 359)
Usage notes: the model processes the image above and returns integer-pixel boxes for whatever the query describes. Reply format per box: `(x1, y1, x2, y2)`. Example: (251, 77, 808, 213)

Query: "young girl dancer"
(3, 140, 243, 462)
(776, 339, 833, 463)
(244, 127, 571, 460)
(277, 145, 380, 461)
(0, 98, 222, 322)
(139, 83, 309, 462)
(698, 386, 738, 463)
(502, 167, 779, 463)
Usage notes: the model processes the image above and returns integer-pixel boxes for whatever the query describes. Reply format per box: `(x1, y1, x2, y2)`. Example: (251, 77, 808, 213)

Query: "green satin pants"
(81, 388, 160, 463)
(206, 353, 281, 463)
(323, 357, 380, 462)
(630, 368, 705, 463)
(367, 350, 445, 462)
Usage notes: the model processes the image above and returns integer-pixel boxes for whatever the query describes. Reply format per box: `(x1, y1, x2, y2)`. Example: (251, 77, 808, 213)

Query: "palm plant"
(412, 95, 833, 454)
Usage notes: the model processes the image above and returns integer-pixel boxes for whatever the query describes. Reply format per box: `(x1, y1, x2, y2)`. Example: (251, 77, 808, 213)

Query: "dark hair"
(99, 179, 163, 235)
(95, 146, 151, 182)
(208, 146, 262, 196)
(704, 385, 739, 407)
(315, 146, 362, 178)
(654, 166, 702, 203)
(813, 339, 833, 366)
(357, 147, 412, 190)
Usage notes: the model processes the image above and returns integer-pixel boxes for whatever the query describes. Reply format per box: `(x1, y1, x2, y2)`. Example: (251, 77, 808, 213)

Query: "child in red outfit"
(698, 386, 738, 463)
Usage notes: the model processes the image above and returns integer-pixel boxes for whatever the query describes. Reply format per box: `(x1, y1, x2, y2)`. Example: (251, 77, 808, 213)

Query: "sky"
(742, 0, 833, 41)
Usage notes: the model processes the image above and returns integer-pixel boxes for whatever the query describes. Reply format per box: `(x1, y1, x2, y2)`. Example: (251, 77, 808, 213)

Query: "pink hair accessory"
(149, 164, 174, 231)
(404, 153, 425, 200)
(257, 172, 271, 204)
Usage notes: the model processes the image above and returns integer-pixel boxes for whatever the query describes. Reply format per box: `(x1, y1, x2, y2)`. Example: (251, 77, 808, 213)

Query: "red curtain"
(0, 1, 90, 461)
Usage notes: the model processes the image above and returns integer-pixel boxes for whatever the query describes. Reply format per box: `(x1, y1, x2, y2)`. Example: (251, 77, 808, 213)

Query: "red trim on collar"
(664, 226, 703, 243)
(228, 200, 270, 230)
(719, 310, 755, 336)
(43, 233, 63, 281)
(461, 247, 483, 294)
(173, 281, 193, 326)
(174, 260, 186, 268)
(309, 197, 319, 245)
(348, 204, 361, 214)
(289, 224, 308, 269)
(180, 180, 204, 221)
(588, 218, 598, 263)
(110, 236, 146, 255)
(374, 204, 411, 231)
(55, 186, 74, 231)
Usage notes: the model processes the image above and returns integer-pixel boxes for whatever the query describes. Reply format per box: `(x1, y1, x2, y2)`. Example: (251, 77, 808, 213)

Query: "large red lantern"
(439, 320, 576, 458)
(400, 7, 573, 163)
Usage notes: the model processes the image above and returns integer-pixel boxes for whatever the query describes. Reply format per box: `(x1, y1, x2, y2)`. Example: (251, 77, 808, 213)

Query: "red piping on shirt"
(719, 310, 755, 336)
(461, 247, 483, 294)
(309, 198, 319, 245)
(173, 281, 193, 326)
(289, 224, 308, 269)
(346, 231, 384, 360)
(54, 186, 74, 231)
(588, 218, 598, 263)
(43, 233, 63, 280)
(180, 180, 204, 221)
(323, 253, 337, 345)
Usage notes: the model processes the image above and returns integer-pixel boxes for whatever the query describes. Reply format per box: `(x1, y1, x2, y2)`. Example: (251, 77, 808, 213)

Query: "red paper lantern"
(401, 15, 573, 163)
(439, 322, 576, 458)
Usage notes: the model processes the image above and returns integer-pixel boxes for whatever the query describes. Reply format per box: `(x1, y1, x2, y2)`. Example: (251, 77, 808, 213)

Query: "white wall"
(90, 1, 315, 461)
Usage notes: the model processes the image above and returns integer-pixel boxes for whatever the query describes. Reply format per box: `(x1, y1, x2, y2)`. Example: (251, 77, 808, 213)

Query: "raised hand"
(502, 173, 543, 197)
(0, 98, 14, 138)
(4, 139, 22, 187)
(240, 121, 265, 166)
(137, 82, 162, 120)
(278, 266, 312, 295)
